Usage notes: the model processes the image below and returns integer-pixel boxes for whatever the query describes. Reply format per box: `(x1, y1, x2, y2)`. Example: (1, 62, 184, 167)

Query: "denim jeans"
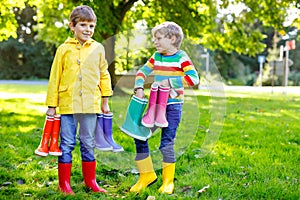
(134, 103, 182, 163)
(58, 114, 97, 163)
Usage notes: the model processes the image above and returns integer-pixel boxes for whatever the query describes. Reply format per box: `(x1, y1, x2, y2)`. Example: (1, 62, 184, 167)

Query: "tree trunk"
(103, 35, 116, 88)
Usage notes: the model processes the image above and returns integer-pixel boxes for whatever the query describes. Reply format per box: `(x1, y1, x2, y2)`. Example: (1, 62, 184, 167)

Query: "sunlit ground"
(0, 82, 299, 199)
(196, 86, 300, 98)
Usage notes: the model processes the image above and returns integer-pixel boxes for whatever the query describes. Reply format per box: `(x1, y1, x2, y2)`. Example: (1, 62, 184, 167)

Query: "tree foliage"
(0, 1, 25, 41)
(0, 2, 53, 79)
(0, 0, 299, 84)
(2, 0, 298, 54)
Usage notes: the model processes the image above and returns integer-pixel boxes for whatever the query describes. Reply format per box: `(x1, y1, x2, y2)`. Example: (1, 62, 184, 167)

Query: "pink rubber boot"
(155, 86, 170, 127)
(141, 82, 159, 128)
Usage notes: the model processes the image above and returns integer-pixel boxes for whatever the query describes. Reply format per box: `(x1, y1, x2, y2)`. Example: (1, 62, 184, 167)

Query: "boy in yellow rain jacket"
(45, 5, 112, 194)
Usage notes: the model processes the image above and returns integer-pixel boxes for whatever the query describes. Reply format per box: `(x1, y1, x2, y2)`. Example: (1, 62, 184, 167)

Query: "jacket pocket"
(58, 85, 70, 107)
(58, 85, 68, 92)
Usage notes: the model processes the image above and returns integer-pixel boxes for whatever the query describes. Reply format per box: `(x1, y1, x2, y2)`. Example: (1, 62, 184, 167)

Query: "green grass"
(0, 83, 299, 199)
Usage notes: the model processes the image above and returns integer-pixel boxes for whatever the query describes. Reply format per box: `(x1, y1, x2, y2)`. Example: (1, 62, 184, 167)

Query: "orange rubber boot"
(49, 115, 62, 156)
(35, 116, 54, 156)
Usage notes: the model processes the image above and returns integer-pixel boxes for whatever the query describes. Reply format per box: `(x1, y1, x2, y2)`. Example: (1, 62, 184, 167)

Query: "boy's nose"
(86, 26, 93, 32)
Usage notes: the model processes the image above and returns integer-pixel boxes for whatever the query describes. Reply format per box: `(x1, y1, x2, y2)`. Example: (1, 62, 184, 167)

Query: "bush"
(0, 37, 53, 80)
(289, 71, 300, 86)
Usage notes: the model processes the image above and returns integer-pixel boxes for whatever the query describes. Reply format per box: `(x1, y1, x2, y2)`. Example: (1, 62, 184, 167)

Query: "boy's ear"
(171, 35, 177, 44)
(69, 22, 75, 32)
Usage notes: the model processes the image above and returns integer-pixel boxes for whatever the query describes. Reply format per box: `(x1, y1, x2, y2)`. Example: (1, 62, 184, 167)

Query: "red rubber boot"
(58, 162, 74, 195)
(82, 161, 107, 193)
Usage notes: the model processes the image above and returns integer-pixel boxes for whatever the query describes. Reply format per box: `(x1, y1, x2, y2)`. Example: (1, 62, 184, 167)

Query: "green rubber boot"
(121, 95, 151, 141)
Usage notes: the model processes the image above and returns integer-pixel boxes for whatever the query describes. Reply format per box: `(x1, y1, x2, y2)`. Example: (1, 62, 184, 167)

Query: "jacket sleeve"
(45, 47, 62, 107)
(169, 51, 199, 88)
(99, 48, 113, 97)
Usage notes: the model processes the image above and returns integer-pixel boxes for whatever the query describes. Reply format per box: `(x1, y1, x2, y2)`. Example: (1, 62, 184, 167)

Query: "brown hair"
(152, 21, 184, 49)
(69, 5, 96, 26)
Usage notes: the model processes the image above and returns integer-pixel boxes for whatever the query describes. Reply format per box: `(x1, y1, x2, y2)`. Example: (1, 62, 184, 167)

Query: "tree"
(1, 0, 299, 84)
(35, 0, 139, 86)
(0, 2, 53, 79)
(0, 1, 25, 41)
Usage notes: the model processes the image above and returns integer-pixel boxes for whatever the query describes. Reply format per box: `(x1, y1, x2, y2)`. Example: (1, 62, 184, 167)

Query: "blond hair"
(69, 5, 96, 26)
(152, 21, 184, 48)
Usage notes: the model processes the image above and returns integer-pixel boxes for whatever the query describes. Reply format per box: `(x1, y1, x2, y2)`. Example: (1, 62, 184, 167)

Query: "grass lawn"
(0, 83, 299, 199)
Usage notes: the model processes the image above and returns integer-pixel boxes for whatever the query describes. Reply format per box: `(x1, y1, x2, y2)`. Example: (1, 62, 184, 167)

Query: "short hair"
(152, 21, 184, 48)
(69, 5, 97, 26)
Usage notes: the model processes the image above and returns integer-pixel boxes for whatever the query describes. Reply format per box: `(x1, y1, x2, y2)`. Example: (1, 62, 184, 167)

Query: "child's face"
(70, 21, 96, 44)
(153, 32, 176, 55)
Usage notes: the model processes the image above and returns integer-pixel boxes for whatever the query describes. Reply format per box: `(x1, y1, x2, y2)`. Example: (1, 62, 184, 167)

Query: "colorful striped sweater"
(135, 50, 199, 104)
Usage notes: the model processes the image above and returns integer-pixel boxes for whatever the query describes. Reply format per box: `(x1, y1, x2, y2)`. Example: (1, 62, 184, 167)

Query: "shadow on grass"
(0, 92, 299, 199)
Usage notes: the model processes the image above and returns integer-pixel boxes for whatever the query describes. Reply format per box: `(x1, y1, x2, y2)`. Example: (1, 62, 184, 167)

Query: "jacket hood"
(64, 37, 95, 45)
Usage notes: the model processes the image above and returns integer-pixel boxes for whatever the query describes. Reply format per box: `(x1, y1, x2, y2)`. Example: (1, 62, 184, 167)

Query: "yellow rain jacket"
(46, 37, 113, 114)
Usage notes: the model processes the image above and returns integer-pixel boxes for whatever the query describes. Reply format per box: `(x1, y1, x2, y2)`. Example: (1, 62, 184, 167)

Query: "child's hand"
(101, 104, 110, 114)
(135, 88, 144, 99)
(159, 79, 170, 87)
(101, 97, 110, 114)
(46, 107, 56, 116)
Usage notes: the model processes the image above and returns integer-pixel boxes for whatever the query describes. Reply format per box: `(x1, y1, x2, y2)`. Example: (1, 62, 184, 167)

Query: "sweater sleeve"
(169, 51, 199, 88)
(134, 54, 155, 88)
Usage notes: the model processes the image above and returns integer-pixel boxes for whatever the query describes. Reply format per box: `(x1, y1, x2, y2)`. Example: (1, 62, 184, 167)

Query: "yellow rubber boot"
(158, 162, 175, 194)
(130, 156, 157, 193)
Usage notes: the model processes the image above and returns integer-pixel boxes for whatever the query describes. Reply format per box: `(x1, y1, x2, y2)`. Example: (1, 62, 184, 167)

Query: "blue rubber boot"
(95, 114, 113, 151)
(103, 113, 124, 152)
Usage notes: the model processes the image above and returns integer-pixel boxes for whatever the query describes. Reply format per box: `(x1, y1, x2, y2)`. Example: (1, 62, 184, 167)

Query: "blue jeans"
(134, 103, 182, 163)
(58, 114, 97, 163)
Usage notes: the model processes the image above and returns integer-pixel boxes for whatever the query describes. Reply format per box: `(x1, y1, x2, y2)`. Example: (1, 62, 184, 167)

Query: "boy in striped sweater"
(130, 21, 200, 194)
